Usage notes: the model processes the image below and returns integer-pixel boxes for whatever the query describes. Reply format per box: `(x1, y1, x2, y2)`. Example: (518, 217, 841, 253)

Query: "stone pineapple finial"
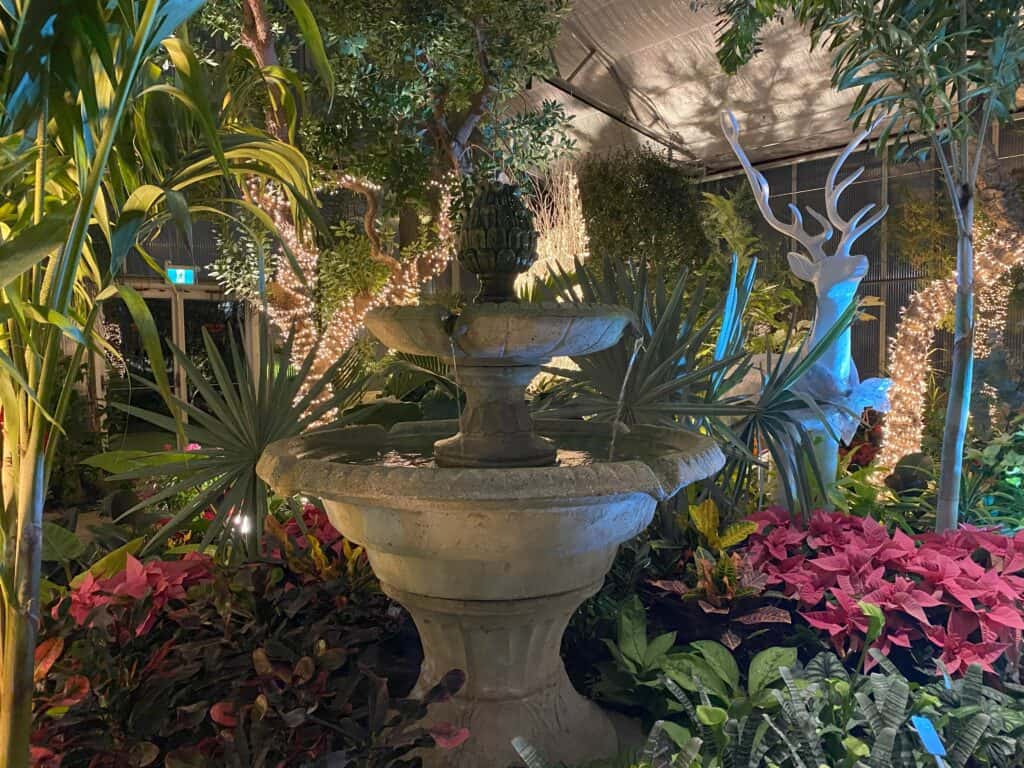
(457, 182, 539, 303)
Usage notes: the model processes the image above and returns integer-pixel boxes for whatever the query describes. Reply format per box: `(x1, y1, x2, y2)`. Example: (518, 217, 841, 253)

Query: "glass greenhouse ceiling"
(520, 0, 863, 169)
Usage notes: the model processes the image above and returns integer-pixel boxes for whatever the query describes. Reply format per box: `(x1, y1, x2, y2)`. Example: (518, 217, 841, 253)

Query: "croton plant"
(31, 504, 466, 767)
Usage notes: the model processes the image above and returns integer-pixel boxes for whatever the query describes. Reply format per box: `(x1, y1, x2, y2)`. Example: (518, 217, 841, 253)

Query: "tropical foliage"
(86, 317, 369, 558)
(576, 149, 710, 282)
(534, 254, 858, 516)
(747, 508, 1024, 675)
(711, 0, 1024, 532)
(31, 506, 467, 767)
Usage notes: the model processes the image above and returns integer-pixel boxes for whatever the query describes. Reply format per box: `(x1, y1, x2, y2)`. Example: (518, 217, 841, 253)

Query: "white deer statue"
(720, 111, 891, 484)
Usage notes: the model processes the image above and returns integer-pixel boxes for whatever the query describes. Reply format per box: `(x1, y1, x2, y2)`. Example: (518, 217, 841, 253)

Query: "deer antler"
(721, 111, 831, 261)
(825, 118, 889, 258)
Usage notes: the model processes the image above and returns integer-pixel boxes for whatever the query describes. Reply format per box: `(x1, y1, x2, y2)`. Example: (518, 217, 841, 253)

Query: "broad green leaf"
(654, 719, 693, 748)
(858, 600, 886, 646)
(844, 736, 870, 759)
(81, 449, 195, 474)
(667, 655, 732, 703)
(70, 537, 144, 587)
(110, 184, 164, 275)
(0, 203, 75, 288)
(690, 498, 721, 548)
(689, 641, 740, 696)
(41, 522, 86, 563)
(747, 646, 798, 698)
(617, 596, 649, 666)
(717, 521, 757, 549)
(695, 704, 728, 727)
(644, 631, 678, 668)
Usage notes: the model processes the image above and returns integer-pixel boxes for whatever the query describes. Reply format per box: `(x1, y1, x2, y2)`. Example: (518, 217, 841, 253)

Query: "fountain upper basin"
(364, 302, 635, 364)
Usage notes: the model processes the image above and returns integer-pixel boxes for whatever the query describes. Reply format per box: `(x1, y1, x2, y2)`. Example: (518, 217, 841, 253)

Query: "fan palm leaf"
(102, 316, 370, 557)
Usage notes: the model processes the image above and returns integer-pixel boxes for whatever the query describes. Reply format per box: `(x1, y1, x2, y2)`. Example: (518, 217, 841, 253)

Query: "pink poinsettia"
(745, 509, 1024, 675)
(923, 612, 1008, 675)
(802, 589, 869, 652)
(64, 553, 213, 639)
(281, 502, 345, 556)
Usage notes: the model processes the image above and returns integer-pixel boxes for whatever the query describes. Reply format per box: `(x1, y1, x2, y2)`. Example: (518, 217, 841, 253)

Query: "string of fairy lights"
(251, 177, 455, 413)
(877, 228, 1024, 468)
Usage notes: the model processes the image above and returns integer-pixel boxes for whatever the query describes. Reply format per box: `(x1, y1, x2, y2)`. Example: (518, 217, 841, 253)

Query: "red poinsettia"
(745, 508, 1024, 674)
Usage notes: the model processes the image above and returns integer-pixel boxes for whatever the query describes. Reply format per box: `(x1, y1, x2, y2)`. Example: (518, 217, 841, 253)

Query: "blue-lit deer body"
(721, 111, 891, 480)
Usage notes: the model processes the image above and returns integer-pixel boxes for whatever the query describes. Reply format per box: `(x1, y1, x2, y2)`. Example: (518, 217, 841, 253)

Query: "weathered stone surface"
(258, 421, 725, 766)
(365, 302, 635, 364)
(257, 208, 723, 764)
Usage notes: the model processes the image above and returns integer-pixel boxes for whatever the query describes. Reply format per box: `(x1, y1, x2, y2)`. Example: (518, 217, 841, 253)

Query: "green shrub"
(577, 149, 710, 281)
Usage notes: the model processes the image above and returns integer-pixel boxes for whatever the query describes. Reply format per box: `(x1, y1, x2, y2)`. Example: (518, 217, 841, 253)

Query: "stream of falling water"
(608, 335, 644, 460)
(449, 338, 464, 458)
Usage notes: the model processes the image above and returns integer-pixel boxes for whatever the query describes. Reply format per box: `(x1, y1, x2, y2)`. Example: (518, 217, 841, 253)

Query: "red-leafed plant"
(32, 508, 465, 767)
(746, 508, 1024, 675)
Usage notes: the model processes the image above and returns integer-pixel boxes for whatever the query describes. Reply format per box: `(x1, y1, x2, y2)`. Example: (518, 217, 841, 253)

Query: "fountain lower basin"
(258, 419, 724, 767)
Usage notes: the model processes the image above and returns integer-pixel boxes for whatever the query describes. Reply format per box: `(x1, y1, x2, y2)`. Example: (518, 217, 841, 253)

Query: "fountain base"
(386, 582, 619, 767)
(257, 421, 727, 767)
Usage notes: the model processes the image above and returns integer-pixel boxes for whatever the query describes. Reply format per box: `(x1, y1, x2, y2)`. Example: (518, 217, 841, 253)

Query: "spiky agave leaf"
(536, 252, 859, 517)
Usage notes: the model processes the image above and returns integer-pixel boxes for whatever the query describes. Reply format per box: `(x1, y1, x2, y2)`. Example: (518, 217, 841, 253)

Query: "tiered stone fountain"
(258, 183, 725, 767)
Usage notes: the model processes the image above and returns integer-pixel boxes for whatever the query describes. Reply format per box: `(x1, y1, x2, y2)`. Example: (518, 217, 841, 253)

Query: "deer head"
(720, 111, 889, 389)
(720, 111, 886, 308)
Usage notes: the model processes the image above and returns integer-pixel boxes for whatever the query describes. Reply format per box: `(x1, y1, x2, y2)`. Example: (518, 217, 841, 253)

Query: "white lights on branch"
(877, 228, 1024, 468)
(250, 177, 455, 417)
(101, 321, 126, 377)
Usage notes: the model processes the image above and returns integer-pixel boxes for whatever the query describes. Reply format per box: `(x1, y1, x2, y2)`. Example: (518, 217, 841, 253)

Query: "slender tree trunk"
(0, 442, 46, 768)
(935, 190, 975, 531)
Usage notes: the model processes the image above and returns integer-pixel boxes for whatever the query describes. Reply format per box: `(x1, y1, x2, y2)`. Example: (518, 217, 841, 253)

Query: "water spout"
(609, 335, 644, 460)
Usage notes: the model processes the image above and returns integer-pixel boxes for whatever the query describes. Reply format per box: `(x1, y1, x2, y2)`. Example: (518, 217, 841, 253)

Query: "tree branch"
(451, 20, 497, 173)
(241, 0, 287, 140)
(337, 175, 401, 271)
(968, 95, 995, 188)
(930, 133, 968, 234)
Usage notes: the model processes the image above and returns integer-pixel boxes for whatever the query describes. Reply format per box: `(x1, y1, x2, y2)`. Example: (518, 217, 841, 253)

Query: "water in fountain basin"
(333, 445, 598, 468)
(312, 429, 668, 469)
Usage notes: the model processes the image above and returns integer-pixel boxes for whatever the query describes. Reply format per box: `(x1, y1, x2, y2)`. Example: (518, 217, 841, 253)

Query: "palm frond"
(105, 316, 371, 557)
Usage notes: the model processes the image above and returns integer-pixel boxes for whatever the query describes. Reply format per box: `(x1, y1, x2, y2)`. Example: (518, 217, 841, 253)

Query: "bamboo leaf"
(0, 203, 75, 288)
(283, 0, 335, 99)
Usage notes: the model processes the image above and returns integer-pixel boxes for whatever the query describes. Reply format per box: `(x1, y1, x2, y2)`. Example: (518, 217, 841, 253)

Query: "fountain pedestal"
(387, 582, 617, 767)
(434, 364, 555, 467)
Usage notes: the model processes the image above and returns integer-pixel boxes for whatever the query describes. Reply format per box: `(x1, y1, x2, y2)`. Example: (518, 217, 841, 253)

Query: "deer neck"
(808, 285, 857, 389)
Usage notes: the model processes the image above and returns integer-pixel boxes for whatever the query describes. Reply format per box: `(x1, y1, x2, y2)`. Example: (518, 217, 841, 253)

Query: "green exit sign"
(167, 266, 196, 285)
